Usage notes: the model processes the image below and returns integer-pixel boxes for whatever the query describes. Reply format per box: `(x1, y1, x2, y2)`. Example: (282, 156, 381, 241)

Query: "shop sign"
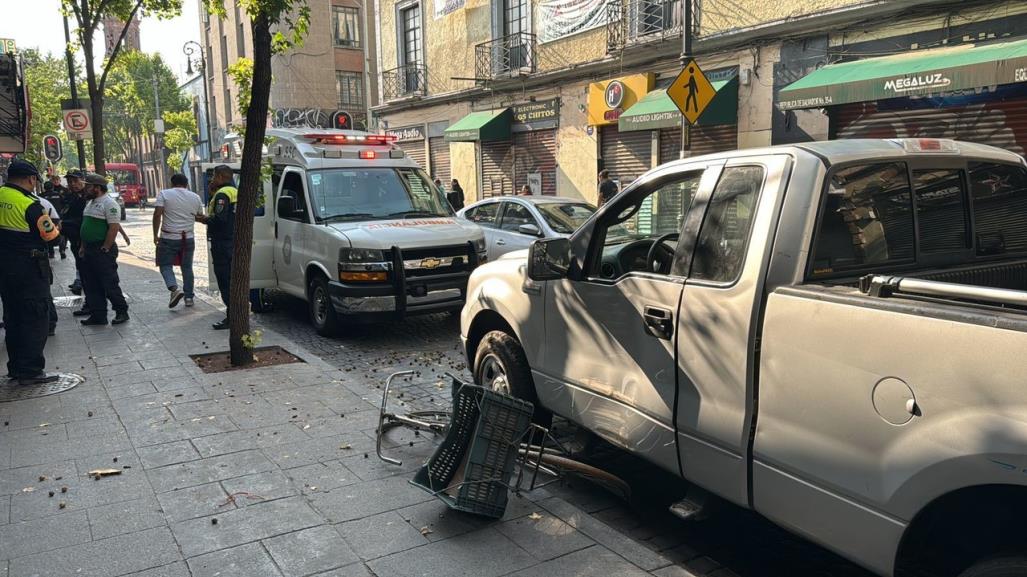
(511, 98, 559, 132)
(0, 38, 15, 53)
(883, 73, 951, 94)
(386, 125, 426, 142)
(587, 73, 653, 126)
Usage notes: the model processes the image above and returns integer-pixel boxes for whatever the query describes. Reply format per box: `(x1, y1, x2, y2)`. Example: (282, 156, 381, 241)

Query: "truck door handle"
(496, 239, 506, 245)
(643, 306, 673, 340)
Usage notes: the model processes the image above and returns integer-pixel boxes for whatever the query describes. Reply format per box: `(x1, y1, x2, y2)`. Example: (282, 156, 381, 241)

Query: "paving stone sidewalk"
(0, 246, 690, 577)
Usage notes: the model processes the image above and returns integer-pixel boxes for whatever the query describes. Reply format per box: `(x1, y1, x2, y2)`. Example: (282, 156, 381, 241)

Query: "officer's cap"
(84, 172, 108, 186)
(6, 160, 40, 179)
(65, 169, 85, 180)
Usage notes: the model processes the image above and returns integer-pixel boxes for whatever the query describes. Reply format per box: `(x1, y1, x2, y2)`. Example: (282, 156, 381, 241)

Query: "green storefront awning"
(619, 77, 738, 132)
(779, 37, 1027, 110)
(444, 109, 513, 142)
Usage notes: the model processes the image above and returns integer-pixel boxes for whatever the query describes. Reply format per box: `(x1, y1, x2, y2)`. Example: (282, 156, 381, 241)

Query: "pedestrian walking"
(195, 165, 237, 330)
(0, 160, 60, 384)
(61, 170, 88, 298)
(153, 173, 203, 309)
(447, 179, 465, 211)
(78, 172, 129, 326)
(598, 169, 618, 206)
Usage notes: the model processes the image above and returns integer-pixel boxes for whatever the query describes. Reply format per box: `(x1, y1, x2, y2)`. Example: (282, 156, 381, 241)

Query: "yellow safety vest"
(208, 185, 239, 215)
(0, 185, 34, 233)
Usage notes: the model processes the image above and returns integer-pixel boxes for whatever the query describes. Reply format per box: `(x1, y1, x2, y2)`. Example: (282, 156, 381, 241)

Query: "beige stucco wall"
(829, 0, 1027, 46)
(556, 80, 598, 203)
(536, 27, 607, 74)
(703, 0, 868, 35)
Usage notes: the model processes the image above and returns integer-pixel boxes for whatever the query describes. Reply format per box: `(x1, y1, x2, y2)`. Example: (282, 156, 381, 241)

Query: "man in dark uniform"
(0, 161, 61, 384)
(196, 165, 237, 330)
(43, 175, 67, 259)
(78, 173, 129, 326)
(61, 170, 88, 298)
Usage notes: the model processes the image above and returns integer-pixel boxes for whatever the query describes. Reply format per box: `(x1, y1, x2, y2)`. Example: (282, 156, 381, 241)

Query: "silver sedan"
(457, 196, 596, 261)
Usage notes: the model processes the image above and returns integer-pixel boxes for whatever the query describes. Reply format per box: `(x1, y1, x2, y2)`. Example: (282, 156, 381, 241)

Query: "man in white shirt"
(153, 174, 204, 308)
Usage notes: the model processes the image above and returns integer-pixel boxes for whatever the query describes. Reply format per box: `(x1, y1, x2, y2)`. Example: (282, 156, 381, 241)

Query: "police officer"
(43, 175, 67, 259)
(196, 165, 237, 330)
(0, 161, 60, 384)
(62, 170, 88, 298)
(78, 173, 129, 326)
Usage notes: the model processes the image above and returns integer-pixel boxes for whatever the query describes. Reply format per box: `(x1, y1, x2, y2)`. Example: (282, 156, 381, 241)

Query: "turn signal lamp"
(339, 271, 388, 282)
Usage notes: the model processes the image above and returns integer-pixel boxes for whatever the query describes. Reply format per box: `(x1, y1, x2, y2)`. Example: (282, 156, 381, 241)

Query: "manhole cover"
(0, 373, 85, 402)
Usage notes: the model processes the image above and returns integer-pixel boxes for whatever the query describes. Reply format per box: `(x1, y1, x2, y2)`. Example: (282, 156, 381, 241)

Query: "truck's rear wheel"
(959, 556, 1027, 577)
(309, 275, 340, 337)
(473, 330, 551, 426)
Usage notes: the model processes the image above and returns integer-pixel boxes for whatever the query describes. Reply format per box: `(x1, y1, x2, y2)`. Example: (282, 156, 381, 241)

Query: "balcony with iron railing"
(475, 32, 537, 82)
(607, 0, 700, 53)
(382, 63, 428, 101)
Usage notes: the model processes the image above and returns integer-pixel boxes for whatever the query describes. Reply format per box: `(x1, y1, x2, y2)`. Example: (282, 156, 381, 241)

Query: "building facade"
(102, 15, 141, 56)
(372, 0, 1027, 204)
(199, 0, 380, 160)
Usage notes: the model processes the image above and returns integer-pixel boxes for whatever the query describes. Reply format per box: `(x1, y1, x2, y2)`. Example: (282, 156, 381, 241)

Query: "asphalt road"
(119, 205, 878, 577)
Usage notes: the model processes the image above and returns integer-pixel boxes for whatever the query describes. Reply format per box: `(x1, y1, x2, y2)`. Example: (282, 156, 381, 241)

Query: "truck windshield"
(307, 167, 452, 221)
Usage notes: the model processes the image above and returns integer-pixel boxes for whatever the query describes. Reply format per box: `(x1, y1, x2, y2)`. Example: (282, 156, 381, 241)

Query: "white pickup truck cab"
(207, 129, 485, 335)
(461, 139, 1027, 577)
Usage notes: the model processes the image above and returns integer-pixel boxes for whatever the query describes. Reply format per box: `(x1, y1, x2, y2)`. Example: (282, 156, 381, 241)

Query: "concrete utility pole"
(63, 13, 87, 170)
(152, 76, 167, 189)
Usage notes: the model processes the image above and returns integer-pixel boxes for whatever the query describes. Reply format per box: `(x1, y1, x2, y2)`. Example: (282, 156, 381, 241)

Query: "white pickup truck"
(203, 129, 486, 335)
(461, 139, 1027, 577)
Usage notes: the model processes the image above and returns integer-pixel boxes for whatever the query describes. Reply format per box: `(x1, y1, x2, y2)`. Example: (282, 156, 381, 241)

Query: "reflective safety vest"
(0, 185, 34, 234)
(208, 185, 238, 215)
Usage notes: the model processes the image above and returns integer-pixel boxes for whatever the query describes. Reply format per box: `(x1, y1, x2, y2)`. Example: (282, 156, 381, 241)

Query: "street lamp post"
(183, 41, 213, 162)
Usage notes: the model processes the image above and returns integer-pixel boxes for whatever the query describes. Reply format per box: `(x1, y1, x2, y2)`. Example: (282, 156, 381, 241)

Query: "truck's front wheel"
(473, 330, 551, 426)
(309, 276, 340, 337)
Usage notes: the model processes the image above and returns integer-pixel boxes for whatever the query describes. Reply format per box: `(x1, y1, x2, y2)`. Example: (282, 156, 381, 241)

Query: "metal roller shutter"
(513, 129, 557, 196)
(397, 140, 427, 171)
(428, 137, 451, 184)
(659, 124, 738, 165)
(481, 139, 514, 198)
(833, 98, 1027, 157)
(601, 125, 651, 188)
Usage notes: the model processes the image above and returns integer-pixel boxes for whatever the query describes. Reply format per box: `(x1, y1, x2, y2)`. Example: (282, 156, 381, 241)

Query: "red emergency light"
(359, 150, 376, 160)
(302, 133, 397, 146)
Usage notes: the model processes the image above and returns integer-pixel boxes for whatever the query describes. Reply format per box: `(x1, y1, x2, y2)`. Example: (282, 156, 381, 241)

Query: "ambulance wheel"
(309, 275, 340, 337)
(251, 289, 274, 314)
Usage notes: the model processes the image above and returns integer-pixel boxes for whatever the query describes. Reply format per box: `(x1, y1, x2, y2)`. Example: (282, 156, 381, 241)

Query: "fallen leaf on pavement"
(420, 526, 433, 536)
(22, 487, 34, 492)
(528, 512, 543, 521)
(339, 444, 352, 450)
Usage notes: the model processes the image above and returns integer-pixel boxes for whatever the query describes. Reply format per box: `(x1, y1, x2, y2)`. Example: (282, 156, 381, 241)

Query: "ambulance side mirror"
(277, 196, 297, 219)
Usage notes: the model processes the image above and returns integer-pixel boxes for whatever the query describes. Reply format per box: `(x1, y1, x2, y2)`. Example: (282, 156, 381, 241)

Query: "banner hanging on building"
(433, 0, 464, 19)
(538, 0, 606, 43)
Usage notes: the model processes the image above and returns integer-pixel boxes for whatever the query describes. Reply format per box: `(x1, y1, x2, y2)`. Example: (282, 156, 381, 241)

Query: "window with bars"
(336, 71, 364, 109)
(400, 4, 422, 66)
(333, 6, 361, 48)
(223, 87, 232, 124)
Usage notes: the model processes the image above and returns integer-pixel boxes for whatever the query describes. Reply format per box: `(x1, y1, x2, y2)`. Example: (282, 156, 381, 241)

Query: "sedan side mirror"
(528, 237, 570, 281)
(277, 195, 297, 219)
(517, 223, 542, 237)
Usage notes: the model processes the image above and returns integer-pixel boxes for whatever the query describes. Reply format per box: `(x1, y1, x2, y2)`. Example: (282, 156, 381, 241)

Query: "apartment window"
(237, 23, 246, 57)
(220, 34, 228, 71)
(336, 71, 364, 109)
(224, 87, 232, 124)
(400, 4, 422, 66)
(333, 6, 361, 48)
(206, 44, 214, 78)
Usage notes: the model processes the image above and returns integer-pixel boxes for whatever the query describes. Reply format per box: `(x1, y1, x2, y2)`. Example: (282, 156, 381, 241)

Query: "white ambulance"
(201, 128, 486, 336)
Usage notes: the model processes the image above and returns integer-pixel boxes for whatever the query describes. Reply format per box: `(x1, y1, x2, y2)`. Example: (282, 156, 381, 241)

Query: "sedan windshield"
(307, 168, 452, 221)
(536, 202, 596, 234)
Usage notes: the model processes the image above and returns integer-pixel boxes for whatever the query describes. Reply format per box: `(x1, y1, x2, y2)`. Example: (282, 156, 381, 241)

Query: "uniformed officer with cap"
(195, 165, 237, 330)
(0, 160, 61, 384)
(61, 169, 88, 298)
(78, 172, 129, 326)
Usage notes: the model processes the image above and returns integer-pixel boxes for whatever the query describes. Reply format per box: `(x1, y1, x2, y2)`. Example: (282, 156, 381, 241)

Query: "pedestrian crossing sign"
(667, 59, 716, 125)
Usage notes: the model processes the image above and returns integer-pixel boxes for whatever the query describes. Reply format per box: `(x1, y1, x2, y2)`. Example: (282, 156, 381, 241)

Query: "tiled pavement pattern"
(0, 210, 873, 577)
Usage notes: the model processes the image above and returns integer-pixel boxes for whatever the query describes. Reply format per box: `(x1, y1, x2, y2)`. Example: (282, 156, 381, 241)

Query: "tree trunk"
(80, 29, 106, 175)
(228, 12, 273, 366)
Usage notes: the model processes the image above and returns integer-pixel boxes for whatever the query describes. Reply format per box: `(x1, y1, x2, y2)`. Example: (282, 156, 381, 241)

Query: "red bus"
(104, 163, 145, 206)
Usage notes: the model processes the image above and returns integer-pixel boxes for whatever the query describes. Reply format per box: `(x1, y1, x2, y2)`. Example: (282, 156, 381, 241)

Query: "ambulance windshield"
(308, 167, 453, 222)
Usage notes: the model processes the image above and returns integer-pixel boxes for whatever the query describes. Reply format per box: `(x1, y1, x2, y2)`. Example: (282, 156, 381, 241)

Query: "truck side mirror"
(277, 195, 297, 219)
(528, 237, 570, 281)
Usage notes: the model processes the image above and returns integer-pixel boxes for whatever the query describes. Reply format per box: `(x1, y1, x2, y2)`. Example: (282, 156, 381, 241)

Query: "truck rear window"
(810, 161, 1027, 279)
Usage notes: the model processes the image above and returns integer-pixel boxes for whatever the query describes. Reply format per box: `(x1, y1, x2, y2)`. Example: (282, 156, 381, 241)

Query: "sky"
(0, 0, 202, 83)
